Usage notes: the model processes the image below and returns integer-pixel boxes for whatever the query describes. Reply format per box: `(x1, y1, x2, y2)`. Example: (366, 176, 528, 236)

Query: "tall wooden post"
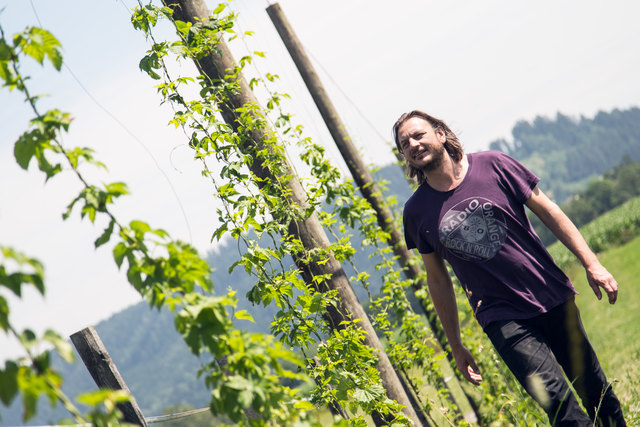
(161, 0, 421, 424)
(266, 3, 480, 423)
(70, 327, 147, 426)
(266, 1, 445, 343)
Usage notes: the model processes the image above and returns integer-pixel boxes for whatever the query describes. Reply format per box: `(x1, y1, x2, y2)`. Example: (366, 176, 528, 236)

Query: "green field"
(563, 234, 640, 425)
(548, 197, 640, 270)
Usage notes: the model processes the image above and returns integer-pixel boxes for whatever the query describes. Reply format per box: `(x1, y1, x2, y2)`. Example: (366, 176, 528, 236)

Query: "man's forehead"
(399, 117, 433, 136)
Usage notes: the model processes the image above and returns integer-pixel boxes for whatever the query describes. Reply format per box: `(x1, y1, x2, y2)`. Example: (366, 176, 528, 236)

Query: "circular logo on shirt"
(438, 197, 507, 261)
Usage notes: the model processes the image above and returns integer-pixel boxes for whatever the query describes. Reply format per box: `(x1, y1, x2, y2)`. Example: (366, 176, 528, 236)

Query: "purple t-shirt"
(403, 150, 576, 328)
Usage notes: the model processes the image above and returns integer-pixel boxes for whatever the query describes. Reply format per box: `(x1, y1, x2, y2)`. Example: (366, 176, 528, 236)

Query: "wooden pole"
(266, 3, 480, 423)
(70, 327, 147, 426)
(265, 1, 445, 344)
(161, 1, 421, 424)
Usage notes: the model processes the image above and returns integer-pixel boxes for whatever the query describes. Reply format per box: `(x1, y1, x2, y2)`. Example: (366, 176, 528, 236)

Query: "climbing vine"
(129, 1, 472, 425)
(0, 21, 316, 426)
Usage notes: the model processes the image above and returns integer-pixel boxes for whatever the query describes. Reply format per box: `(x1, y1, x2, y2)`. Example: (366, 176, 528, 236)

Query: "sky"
(1, 0, 639, 362)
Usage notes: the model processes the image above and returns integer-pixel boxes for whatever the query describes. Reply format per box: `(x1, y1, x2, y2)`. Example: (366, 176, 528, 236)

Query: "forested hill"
(489, 107, 640, 203)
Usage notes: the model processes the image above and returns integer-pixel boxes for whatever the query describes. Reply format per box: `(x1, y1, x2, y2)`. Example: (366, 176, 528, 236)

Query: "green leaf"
(0, 60, 15, 87)
(238, 388, 253, 409)
(13, 125, 62, 180)
(0, 38, 12, 61)
(130, 220, 152, 235)
(212, 3, 226, 14)
(77, 389, 130, 406)
(18, 370, 42, 421)
(18, 329, 37, 351)
(234, 310, 254, 322)
(95, 219, 116, 248)
(0, 361, 19, 406)
(0, 247, 45, 296)
(63, 194, 81, 220)
(293, 399, 315, 411)
(43, 330, 74, 363)
(40, 109, 72, 132)
(211, 223, 228, 242)
(105, 182, 129, 197)
(83, 187, 100, 208)
(168, 41, 186, 56)
(13, 130, 37, 170)
(65, 146, 101, 169)
(225, 375, 251, 391)
(173, 20, 191, 36)
(352, 385, 383, 403)
(139, 53, 161, 80)
(112, 242, 128, 268)
(18, 27, 63, 70)
(0, 296, 9, 332)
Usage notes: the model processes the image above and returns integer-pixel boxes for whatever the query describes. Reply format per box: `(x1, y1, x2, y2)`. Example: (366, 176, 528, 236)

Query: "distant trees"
(530, 156, 640, 245)
(490, 108, 640, 203)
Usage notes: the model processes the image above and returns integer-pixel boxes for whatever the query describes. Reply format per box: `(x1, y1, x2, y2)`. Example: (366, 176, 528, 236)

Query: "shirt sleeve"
(403, 205, 435, 254)
(495, 152, 540, 203)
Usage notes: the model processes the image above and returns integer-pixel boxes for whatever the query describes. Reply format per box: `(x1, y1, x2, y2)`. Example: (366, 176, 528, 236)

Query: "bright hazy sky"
(1, 0, 639, 361)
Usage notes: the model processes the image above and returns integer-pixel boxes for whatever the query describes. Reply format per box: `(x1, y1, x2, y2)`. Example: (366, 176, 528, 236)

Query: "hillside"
(531, 156, 640, 245)
(489, 107, 640, 202)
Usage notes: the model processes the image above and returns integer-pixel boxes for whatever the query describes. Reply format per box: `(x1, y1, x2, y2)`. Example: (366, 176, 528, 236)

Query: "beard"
(420, 142, 446, 172)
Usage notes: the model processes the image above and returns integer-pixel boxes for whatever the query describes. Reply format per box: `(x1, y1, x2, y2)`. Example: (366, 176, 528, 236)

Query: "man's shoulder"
(468, 150, 519, 173)
(404, 186, 422, 208)
(404, 184, 430, 215)
(469, 150, 510, 162)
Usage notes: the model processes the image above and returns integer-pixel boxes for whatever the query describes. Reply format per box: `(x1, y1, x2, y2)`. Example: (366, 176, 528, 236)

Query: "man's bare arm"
(421, 252, 482, 384)
(525, 185, 618, 304)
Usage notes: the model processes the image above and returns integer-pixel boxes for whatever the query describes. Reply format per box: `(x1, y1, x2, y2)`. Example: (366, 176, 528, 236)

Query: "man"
(394, 110, 626, 426)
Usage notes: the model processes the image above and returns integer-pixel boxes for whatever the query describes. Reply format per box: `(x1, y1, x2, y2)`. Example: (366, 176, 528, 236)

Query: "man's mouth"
(413, 149, 429, 160)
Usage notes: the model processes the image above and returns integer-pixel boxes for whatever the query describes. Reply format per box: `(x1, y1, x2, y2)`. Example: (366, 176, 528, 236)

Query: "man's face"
(397, 117, 446, 172)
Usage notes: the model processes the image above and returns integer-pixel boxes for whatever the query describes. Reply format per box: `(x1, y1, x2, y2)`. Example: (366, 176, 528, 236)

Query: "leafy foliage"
(309, 321, 405, 423)
(1, 17, 311, 426)
(0, 24, 137, 426)
(129, 2, 418, 424)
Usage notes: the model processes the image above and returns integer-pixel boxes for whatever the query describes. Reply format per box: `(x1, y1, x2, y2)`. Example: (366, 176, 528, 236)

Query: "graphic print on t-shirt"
(438, 197, 507, 261)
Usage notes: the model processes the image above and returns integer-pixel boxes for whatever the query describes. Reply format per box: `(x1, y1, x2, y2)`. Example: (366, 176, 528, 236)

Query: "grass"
(563, 234, 640, 426)
(548, 196, 640, 270)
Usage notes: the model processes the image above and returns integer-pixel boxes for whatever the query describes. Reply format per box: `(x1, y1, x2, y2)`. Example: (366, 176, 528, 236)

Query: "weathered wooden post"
(265, 3, 479, 423)
(265, 1, 446, 344)
(70, 326, 147, 426)
(160, 0, 422, 424)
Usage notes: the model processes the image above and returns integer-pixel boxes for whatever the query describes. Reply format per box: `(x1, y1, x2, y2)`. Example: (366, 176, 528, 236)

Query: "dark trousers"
(484, 297, 626, 427)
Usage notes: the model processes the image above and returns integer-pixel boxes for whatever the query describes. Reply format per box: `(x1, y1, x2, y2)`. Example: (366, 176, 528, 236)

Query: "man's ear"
(436, 127, 446, 143)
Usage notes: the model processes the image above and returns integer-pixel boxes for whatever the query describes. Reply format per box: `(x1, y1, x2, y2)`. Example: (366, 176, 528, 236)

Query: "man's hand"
(452, 345, 482, 385)
(586, 262, 618, 304)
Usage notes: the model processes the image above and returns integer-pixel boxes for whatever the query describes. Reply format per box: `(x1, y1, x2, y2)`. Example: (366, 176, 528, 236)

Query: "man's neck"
(424, 154, 468, 192)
